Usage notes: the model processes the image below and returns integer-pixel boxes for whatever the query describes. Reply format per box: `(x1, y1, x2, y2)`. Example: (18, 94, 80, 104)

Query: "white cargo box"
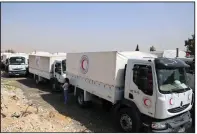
(67, 51, 157, 87)
(67, 51, 157, 103)
(29, 54, 66, 80)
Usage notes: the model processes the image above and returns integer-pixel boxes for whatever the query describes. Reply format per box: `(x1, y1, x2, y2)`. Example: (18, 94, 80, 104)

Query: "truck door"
(54, 62, 62, 81)
(125, 59, 156, 118)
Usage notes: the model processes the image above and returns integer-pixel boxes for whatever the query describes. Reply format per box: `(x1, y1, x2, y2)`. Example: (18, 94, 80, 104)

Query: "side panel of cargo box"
(67, 52, 117, 85)
(67, 51, 119, 103)
(29, 55, 52, 79)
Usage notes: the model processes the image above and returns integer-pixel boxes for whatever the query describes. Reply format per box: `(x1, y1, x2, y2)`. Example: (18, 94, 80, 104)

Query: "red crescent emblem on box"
(80, 55, 89, 74)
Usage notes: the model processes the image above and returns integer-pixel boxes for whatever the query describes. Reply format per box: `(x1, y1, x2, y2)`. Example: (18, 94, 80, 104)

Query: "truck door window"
(62, 60, 66, 73)
(55, 63, 61, 74)
(133, 64, 153, 96)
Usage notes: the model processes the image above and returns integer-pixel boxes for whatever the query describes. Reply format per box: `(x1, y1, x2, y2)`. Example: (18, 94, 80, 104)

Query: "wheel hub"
(52, 83, 56, 89)
(78, 94, 84, 105)
(36, 79, 39, 84)
(120, 114, 133, 131)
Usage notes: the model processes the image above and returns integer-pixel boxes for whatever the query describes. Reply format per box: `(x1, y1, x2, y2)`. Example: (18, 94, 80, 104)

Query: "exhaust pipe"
(176, 48, 179, 58)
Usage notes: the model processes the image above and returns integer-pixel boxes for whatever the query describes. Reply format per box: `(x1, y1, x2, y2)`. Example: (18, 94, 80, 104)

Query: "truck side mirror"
(190, 70, 194, 74)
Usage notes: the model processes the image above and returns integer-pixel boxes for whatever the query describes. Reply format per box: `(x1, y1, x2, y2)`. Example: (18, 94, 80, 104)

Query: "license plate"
(178, 127, 185, 132)
(15, 74, 19, 76)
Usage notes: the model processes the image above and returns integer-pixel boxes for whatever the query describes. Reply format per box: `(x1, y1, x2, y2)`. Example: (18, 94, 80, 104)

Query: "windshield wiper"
(171, 88, 186, 93)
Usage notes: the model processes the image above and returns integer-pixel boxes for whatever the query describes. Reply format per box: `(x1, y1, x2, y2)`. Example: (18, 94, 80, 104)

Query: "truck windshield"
(9, 57, 25, 65)
(156, 67, 190, 94)
(62, 60, 66, 73)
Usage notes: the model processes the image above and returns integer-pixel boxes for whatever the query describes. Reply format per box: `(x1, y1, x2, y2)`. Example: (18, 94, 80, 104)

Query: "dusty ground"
(1, 71, 195, 132)
(1, 72, 115, 132)
(1, 78, 92, 132)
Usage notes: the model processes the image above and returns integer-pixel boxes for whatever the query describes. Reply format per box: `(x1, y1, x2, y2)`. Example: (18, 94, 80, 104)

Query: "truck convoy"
(28, 52, 67, 91)
(66, 51, 193, 132)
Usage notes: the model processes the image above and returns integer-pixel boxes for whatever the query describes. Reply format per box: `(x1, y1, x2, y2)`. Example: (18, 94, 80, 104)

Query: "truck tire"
(50, 79, 57, 92)
(35, 75, 39, 85)
(116, 108, 141, 132)
(76, 91, 87, 108)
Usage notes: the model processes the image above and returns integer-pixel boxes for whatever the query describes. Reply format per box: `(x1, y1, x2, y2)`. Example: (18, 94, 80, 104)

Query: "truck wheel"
(77, 92, 85, 107)
(116, 108, 141, 132)
(35, 75, 39, 85)
(50, 79, 57, 92)
(52, 81, 56, 91)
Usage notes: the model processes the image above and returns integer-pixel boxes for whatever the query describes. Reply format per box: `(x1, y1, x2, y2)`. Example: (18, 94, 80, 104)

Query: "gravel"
(1, 78, 91, 132)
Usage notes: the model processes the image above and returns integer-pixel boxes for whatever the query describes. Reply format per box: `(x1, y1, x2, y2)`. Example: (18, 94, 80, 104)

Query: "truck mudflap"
(143, 111, 192, 133)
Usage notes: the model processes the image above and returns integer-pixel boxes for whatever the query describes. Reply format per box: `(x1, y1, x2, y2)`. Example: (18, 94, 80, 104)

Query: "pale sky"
(1, 2, 194, 53)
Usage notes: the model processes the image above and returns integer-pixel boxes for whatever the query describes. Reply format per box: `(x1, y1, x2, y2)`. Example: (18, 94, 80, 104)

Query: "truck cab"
(118, 57, 193, 132)
(7, 55, 29, 77)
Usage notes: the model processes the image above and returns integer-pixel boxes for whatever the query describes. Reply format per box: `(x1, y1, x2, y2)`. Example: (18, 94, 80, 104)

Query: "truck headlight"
(188, 94, 192, 100)
(151, 122, 167, 130)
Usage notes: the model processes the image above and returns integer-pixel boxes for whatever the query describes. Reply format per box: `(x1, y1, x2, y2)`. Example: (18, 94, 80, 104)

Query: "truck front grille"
(168, 104, 190, 113)
(13, 68, 23, 70)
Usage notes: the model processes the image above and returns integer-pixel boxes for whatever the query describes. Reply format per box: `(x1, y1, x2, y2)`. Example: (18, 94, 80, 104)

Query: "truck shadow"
(16, 78, 55, 93)
(40, 93, 117, 132)
(16, 77, 117, 132)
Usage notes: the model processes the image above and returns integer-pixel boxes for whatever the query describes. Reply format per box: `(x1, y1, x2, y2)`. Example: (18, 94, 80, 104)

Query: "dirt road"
(1, 72, 116, 132)
(1, 72, 195, 132)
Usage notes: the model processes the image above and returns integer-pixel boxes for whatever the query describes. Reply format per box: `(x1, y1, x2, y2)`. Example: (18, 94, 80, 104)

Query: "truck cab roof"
(155, 57, 190, 69)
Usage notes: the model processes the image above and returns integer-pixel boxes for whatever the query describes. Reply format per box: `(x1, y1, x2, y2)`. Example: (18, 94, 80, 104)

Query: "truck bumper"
(144, 111, 192, 133)
(9, 70, 27, 76)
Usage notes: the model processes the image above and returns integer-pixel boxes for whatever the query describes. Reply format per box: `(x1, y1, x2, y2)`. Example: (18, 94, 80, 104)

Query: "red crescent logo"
(144, 99, 149, 106)
(143, 97, 152, 108)
(81, 59, 85, 70)
(80, 55, 89, 74)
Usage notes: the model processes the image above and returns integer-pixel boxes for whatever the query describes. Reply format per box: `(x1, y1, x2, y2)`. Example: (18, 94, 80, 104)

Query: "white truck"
(29, 52, 67, 91)
(66, 51, 193, 132)
(7, 53, 29, 77)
